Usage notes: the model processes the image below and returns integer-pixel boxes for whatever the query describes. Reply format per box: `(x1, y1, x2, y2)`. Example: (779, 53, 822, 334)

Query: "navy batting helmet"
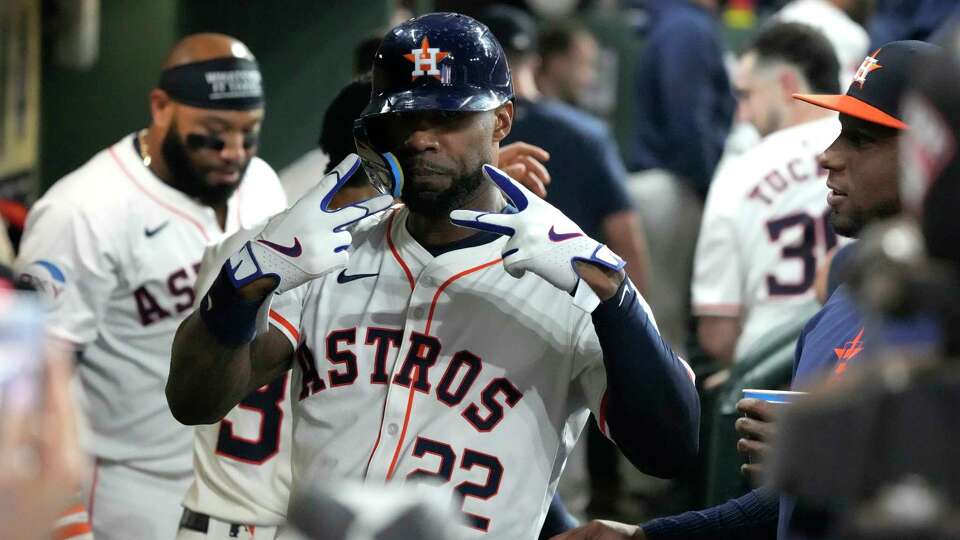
(362, 12, 513, 117)
(354, 12, 513, 197)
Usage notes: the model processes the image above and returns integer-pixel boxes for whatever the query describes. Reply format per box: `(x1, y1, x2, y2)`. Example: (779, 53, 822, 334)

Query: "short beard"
(161, 124, 247, 206)
(829, 199, 901, 238)
(400, 167, 486, 218)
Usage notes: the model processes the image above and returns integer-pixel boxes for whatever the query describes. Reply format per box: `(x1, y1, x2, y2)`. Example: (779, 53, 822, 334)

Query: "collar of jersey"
(389, 206, 506, 276)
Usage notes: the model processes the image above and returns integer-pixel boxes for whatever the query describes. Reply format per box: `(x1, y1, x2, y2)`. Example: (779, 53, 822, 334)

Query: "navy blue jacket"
(643, 283, 866, 540)
(505, 98, 633, 241)
(627, 0, 734, 196)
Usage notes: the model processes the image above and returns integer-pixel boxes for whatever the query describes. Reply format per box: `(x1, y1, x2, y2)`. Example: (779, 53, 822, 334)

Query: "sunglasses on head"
(185, 132, 259, 152)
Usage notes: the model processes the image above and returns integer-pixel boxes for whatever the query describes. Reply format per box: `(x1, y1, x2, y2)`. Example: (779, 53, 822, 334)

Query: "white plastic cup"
(741, 389, 807, 404)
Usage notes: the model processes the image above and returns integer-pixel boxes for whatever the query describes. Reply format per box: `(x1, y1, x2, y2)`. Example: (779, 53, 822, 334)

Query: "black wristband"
(198, 262, 277, 346)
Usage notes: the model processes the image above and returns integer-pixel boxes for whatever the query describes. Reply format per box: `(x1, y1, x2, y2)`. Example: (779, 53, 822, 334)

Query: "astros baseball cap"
(794, 40, 942, 129)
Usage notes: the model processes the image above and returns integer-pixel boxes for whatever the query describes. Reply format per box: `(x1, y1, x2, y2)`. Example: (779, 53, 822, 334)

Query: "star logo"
(832, 327, 865, 377)
(403, 36, 450, 81)
(853, 49, 883, 89)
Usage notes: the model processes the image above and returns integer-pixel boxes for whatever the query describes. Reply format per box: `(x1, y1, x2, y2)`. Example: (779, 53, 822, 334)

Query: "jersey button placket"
(375, 271, 440, 479)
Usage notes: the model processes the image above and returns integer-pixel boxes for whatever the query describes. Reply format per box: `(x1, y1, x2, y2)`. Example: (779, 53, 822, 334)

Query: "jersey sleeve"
(268, 283, 309, 348)
(569, 315, 611, 437)
(691, 164, 744, 318)
(15, 199, 118, 346)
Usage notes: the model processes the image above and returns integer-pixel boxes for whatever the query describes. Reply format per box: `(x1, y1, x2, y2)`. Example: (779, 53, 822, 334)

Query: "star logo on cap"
(853, 49, 883, 89)
(403, 36, 450, 81)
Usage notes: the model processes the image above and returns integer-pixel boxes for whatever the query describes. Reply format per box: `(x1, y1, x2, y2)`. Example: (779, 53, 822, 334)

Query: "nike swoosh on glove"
(449, 164, 625, 294)
(226, 154, 395, 294)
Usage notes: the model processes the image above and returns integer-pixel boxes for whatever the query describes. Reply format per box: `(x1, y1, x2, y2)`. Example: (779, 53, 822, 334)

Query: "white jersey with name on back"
(15, 133, 289, 524)
(268, 206, 626, 540)
(692, 117, 845, 359)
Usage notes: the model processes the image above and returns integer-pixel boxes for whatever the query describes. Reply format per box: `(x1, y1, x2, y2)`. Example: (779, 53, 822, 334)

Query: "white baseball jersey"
(278, 148, 330, 205)
(692, 117, 846, 359)
(182, 371, 293, 526)
(15, 133, 287, 528)
(268, 206, 614, 540)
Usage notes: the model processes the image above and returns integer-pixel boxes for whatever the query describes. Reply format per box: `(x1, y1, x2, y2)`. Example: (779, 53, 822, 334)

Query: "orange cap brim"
(793, 93, 908, 130)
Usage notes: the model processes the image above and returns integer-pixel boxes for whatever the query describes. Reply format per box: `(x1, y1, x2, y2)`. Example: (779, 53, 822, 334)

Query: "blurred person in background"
(484, 5, 650, 293)
(774, 0, 870, 88)
(0, 346, 89, 540)
(0, 267, 90, 540)
(868, 0, 959, 48)
(551, 39, 941, 540)
(626, 0, 734, 197)
(481, 4, 652, 520)
(623, 0, 735, 358)
(15, 34, 288, 540)
(536, 21, 601, 109)
(279, 37, 382, 203)
(0, 219, 12, 265)
(693, 22, 843, 375)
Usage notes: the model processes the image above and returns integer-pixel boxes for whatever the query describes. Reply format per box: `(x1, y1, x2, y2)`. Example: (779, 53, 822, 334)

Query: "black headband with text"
(159, 57, 264, 110)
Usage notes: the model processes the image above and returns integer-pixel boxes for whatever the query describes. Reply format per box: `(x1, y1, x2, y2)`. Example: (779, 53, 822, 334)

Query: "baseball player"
(15, 34, 287, 540)
(553, 39, 945, 540)
(178, 73, 561, 540)
(692, 22, 847, 366)
(167, 13, 699, 540)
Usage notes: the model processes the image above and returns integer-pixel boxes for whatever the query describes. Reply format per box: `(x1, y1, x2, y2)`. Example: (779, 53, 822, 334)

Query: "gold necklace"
(137, 128, 152, 167)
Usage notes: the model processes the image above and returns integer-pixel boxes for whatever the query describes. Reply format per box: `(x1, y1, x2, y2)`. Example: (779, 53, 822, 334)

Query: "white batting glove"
(449, 164, 625, 294)
(226, 154, 394, 294)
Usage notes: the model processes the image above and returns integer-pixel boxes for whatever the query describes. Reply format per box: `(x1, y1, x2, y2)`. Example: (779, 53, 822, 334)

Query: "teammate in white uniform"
(693, 23, 846, 364)
(16, 34, 286, 540)
(167, 13, 699, 540)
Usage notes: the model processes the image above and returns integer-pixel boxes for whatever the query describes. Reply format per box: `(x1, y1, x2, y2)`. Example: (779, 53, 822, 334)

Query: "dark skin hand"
(548, 519, 646, 539)
(735, 397, 778, 485)
(574, 260, 625, 301)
